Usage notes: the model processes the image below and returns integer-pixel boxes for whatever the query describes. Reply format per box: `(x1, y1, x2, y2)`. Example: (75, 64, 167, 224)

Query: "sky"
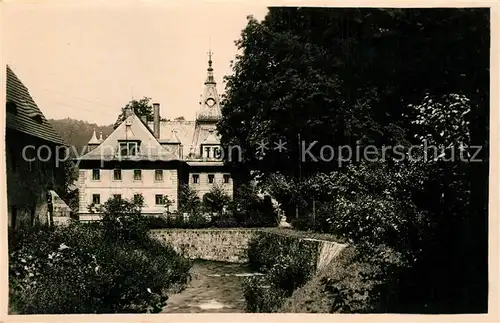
(2, 0, 269, 125)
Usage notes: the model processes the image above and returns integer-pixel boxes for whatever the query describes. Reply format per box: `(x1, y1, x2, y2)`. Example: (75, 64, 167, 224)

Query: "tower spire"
(196, 48, 221, 122)
(205, 50, 215, 85)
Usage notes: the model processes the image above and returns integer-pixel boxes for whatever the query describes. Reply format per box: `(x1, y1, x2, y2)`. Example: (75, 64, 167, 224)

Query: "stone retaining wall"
(150, 229, 259, 263)
(150, 228, 347, 269)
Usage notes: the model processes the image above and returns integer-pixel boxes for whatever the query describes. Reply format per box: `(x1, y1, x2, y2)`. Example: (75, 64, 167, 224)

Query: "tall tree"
(219, 8, 488, 179)
(113, 97, 154, 129)
(219, 8, 489, 313)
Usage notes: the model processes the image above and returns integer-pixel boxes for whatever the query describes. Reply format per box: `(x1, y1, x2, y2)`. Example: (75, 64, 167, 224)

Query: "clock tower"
(191, 50, 222, 158)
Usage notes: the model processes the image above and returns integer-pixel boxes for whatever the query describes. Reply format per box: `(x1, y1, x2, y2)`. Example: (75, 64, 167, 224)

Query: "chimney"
(124, 105, 133, 118)
(153, 103, 160, 139)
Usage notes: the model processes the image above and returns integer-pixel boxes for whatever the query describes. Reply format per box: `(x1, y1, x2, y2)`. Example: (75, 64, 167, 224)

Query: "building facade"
(77, 53, 234, 220)
(6, 65, 71, 229)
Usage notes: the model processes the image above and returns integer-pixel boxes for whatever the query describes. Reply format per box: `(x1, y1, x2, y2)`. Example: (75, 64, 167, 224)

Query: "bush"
(202, 184, 231, 215)
(145, 213, 210, 229)
(178, 184, 202, 215)
(145, 212, 277, 229)
(230, 184, 279, 227)
(243, 276, 286, 313)
(9, 197, 191, 314)
(243, 232, 318, 312)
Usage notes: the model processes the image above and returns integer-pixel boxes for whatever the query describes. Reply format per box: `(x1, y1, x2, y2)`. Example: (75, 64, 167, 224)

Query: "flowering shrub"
(9, 212, 191, 313)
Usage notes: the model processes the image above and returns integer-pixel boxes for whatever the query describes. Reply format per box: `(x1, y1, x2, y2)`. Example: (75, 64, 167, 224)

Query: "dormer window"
(119, 140, 140, 157)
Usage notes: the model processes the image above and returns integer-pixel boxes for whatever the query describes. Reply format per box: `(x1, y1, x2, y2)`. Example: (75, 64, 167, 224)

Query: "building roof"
(151, 120, 196, 157)
(78, 113, 178, 161)
(187, 160, 225, 167)
(88, 129, 100, 145)
(159, 129, 182, 144)
(5, 66, 66, 145)
(201, 129, 220, 145)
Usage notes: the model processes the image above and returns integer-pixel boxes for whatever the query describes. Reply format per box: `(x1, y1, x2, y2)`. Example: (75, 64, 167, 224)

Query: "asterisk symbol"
(274, 139, 287, 153)
(256, 140, 268, 157)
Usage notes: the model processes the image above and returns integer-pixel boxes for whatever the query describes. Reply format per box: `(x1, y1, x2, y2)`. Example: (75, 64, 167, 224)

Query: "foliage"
(113, 96, 154, 129)
(178, 184, 202, 215)
(162, 195, 174, 213)
(319, 247, 379, 313)
(243, 232, 318, 312)
(220, 8, 488, 312)
(230, 183, 280, 227)
(409, 93, 472, 158)
(146, 214, 209, 229)
(49, 118, 113, 156)
(202, 184, 231, 216)
(145, 213, 272, 229)
(8, 221, 191, 314)
(88, 194, 149, 244)
(148, 183, 278, 229)
(243, 276, 286, 313)
(218, 8, 488, 181)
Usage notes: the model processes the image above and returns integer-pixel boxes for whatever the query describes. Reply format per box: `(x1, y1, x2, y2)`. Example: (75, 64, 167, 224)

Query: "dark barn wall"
(6, 129, 66, 228)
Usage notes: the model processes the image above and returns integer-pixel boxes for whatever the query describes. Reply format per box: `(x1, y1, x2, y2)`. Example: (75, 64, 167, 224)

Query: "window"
(208, 174, 215, 184)
(155, 194, 164, 205)
(119, 141, 140, 157)
(92, 194, 101, 205)
(113, 194, 122, 200)
(205, 147, 211, 158)
(133, 169, 142, 181)
(113, 169, 122, 180)
(92, 169, 100, 180)
(223, 174, 230, 184)
(192, 174, 199, 184)
(155, 169, 163, 181)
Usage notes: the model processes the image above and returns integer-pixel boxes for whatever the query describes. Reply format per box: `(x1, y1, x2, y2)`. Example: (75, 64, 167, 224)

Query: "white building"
(76, 53, 234, 221)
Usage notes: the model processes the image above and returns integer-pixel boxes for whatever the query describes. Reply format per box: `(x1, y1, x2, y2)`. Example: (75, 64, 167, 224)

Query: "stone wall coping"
(150, 228, 347, 245)
(301, 237, 348, 247)
(150, 228, 267, 232)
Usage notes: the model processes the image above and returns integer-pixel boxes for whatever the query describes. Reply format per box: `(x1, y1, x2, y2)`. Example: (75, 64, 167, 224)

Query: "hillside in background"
(49, 118, 114, 156)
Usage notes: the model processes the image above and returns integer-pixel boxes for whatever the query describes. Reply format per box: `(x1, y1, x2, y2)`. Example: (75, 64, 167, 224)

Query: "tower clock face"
(206, 98, 216, 107)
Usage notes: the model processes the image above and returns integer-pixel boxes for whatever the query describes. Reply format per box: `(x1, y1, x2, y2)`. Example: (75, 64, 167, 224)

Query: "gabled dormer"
(78, 106, 178, 162)
(200, 129, 221, 159)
